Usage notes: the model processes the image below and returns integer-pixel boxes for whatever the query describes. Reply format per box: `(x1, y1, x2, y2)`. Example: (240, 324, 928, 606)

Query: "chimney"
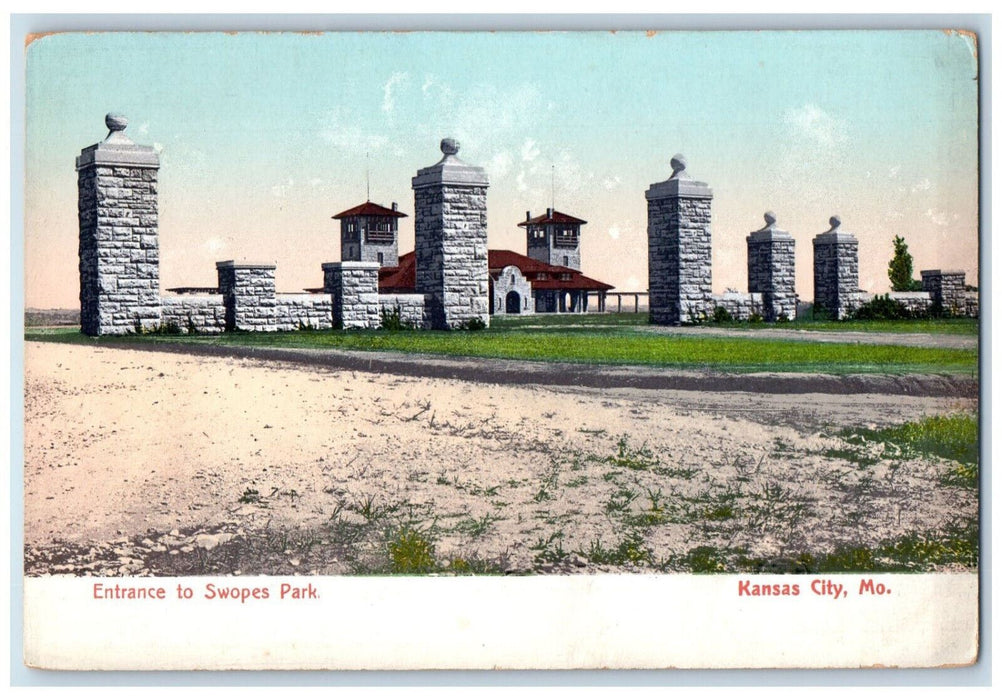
(526, 210, 531, 221)
(546, 207, 553, 217)
(391, 202, 398, 211)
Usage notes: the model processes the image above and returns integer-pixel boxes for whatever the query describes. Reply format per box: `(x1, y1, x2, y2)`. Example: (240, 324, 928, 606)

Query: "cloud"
(925, 208, 949, 226)
(783, 103, 848, 147)
(520, 138, 540, 162)
(382, 72, 409, 114)
(888, 166, 901, 179)
(608, 224, 621, 240)
(487, 151, 515, 179)
(320, 108, 389, 154)
(271, 178, 294, 197)
(602, 175, 623, 191)
(203, 237, 226, 254)
(911, 178, 932, 192)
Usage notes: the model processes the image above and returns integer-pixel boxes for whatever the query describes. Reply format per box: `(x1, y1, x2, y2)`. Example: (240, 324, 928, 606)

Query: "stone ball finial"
(829, 215, 841, 230)
(670, 153, 687, 176)
(441, 138, 460, 156)
(105, 113, 128, 132)
(764, 211, 777, 226)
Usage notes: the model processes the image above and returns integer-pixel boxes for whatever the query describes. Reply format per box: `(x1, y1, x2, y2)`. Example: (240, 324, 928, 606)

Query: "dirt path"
(23, 342, 977, 576)
(73, 339, 979, 398)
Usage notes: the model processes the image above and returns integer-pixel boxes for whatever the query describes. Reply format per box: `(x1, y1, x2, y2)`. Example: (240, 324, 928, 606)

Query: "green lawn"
(26, 321, 978, 375)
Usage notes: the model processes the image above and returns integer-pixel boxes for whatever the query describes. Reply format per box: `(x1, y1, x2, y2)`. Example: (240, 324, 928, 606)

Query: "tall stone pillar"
(412, 138, 490, 330)
(747, 212, 796, 321)
(76, 113, 161, 335)
(646, 154, 713, 325)
(812, 216, 859, 320)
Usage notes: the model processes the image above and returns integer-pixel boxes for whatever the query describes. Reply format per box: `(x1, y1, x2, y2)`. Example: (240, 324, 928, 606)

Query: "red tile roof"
(377, 250, 613, 293)
(517, 210, 587, 227)
(332, 201, 408, 219)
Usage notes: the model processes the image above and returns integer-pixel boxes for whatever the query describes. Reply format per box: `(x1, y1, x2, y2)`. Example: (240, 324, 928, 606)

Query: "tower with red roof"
(332, 200, 407, 268)
(520, 207, 586, 271)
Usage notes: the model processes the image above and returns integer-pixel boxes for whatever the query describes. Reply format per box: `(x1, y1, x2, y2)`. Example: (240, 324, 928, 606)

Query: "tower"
(332, 201, 406, 268)
(520, 208, 586, 271)
(646, 153, 713, 325)
(76, 113, 161, 335)
(747, 212, 796, 321)
(412, 138, 490, 330)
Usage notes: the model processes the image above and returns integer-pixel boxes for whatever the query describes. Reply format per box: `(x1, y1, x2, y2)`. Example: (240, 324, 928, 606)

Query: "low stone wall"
(274, 294, 334, 330)
(161, 294, 226, 333)
(710, 292, 764, 321)
(887, 291, 932, 315)
(378, 294, 426, 328)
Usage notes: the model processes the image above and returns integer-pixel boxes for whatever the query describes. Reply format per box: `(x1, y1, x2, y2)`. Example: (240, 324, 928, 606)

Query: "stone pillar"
(646, 154, 713, 325)
(216, 261, 277, 331)
(412, 138, 490, 330)
(322, 261, 381, 329)
(76, 113, 161, 335)
(812, 216, 859, 320)
(747, 212, 796, 322)
(921, 269, 967, 315)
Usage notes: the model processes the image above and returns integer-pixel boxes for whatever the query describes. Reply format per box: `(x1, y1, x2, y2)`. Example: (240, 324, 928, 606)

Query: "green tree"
(888, 235, 917, 292)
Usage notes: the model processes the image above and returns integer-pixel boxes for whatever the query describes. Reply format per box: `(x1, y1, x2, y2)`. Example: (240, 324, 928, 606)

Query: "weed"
(238, 487, 261, 504)
(530, 531, 566, 564)
(607, 436, 659, 471)
(680, 546, 729, 573)
(604, 486, 638, 515)
(387, 527, 436, 574)
(585, 531, 653, 566)
(454, 514, 497, 539)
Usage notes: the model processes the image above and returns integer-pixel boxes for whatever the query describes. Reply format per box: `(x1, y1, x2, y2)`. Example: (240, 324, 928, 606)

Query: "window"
(510, 273, 515, 284)
(377, 253, 384, 265)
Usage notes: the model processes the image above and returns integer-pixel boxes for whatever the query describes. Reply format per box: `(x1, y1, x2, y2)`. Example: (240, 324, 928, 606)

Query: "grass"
(841, 413, 979, 468)
(26, 322, 977, 375)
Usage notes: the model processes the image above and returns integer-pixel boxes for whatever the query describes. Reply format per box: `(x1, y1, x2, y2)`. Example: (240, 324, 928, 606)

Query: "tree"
(888, 235, 917, 292)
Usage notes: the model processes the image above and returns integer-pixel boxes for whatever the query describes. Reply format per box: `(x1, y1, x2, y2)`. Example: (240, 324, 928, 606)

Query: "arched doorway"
(505, 291, 522, 314)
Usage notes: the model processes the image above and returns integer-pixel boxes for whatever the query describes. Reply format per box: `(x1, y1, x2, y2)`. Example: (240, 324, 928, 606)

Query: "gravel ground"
(23, 341, 978, 576)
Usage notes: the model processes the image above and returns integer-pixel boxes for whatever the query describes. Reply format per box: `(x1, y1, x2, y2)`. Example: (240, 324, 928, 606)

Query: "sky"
(23, 30, 980, 308)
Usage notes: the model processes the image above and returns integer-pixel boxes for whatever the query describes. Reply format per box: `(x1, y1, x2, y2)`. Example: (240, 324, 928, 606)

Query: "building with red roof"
(375, 205, 613, 315)
(332, 200, 407, 268)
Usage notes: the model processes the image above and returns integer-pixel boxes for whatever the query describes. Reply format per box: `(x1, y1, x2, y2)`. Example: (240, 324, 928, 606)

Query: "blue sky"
(25, 30, 979, 307)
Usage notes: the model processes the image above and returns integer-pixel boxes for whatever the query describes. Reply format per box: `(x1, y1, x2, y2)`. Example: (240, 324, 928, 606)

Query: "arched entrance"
(505, 291, 522, 314)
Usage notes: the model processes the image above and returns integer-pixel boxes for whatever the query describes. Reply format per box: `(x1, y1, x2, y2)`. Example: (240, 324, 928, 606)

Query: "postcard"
(20, 27, 980, 671)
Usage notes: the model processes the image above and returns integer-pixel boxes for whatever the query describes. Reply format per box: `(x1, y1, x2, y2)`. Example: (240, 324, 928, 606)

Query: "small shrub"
(712, 306, 733, 323)
(380, 306, 414, 331)
(456, 317, 487, 332)
(852, 294, 912, 321)
(185, 314, 199, 335)
(748, 312, 764, 324)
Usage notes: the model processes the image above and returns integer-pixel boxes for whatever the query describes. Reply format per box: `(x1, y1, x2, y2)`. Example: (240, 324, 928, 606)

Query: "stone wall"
(812, 217, 860, 320)
(274, 294, 334, 330)
(161, 295, 226, 333)
(413, 138, 490, 329)
(710, 292, 765, 321)
(323, 262, 381, 329)
(747, 213, 797, 322)
(378, 294, 427, 327)
(886, 291, 933, 315)
(647, 155, 713, 325)
(77, 114, 161, 336)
